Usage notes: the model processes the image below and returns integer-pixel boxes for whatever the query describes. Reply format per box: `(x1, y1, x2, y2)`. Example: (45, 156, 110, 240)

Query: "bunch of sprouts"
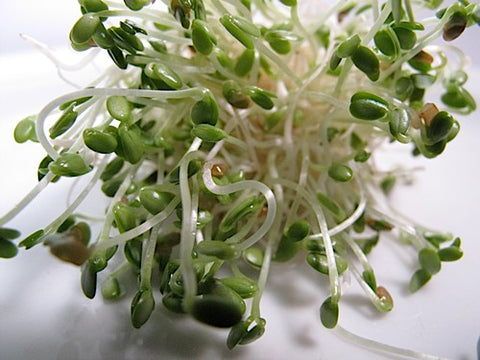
(1, 0, 479, 353)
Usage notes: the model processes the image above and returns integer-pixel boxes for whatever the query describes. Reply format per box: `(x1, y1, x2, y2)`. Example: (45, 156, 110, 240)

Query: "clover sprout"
(2, 0, 479, 358)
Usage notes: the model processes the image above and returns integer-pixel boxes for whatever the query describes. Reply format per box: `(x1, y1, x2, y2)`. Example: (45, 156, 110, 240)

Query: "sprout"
(70, 14, 101, 45)
(49, 104, 78, 139)
(190, 295, 243, 328)
(349, 92, 390, 120)
(83, 128, 118, 154)
(2, 0, 478, 357)
(351, 46, 380, 81)
(191, 19, 217, 55)
(14, 116, 37, 143)
(320, 296, 339, 329)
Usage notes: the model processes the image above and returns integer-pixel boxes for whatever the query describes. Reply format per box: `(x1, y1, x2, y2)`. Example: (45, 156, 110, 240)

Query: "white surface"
(1, 2, 480, 360)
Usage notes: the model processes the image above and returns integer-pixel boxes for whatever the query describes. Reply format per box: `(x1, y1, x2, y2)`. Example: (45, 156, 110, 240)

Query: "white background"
(1, 1, 480, 360)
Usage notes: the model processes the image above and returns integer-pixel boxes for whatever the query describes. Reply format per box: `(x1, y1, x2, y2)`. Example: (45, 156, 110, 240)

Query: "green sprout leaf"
(14, 116, 37, 143)
(0, 238, 18, 258)
(191, 124, 227, 142)
(328, 163, 353, 182)
(49, 153, 92, 177)
(409, 268, 432, 293)
(285, 220, 310, 242)
(196, 241, 239, 260)
(320, 296, 339, 328)
(49, 104, 78, 139)
(191, 93, 219, 125)
(192, 19, 217, 55)
(70, 14, 101, 45)
(418, 248, 441, 275)
(83, 127, 118, 153)
(337, 34, 361, 58)
(374, 28, 398, 57)
(131, 288, 155, 328)
(190, 295, 243, 328)
(351, 46, 380, 81)
(139, 186, 175, 215)
(349, 92, 390, 120)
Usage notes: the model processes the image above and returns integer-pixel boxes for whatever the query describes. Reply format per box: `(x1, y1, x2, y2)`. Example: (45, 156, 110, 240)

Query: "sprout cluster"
(1, 0, 479, 353)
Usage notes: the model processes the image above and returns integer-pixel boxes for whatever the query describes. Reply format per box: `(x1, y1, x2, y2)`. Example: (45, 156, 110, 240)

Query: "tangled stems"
(2, 0, 479, 356)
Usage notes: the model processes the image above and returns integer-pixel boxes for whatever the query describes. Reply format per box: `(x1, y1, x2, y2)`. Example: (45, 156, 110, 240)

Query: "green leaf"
(242, 86, 276, 110)
(191, 93, 219, 125)
(238, 317, 266, 345)
(389, 107, 410, 142)
(139, 186, 175, 215)
(162, 292, 185, 313)
(0, 227, 21, 241)
(265, 30, 292, 54)
(113, 202, 138, 233)
(192, 124, 227, 142)
(190, 295, 243, 328)
(320, 296, 339, 328)
(425, 111, 454, 144)
(329, 51, 342, 71)
(131, 288, 155, 328)
(395, 77, 414, 101)
(107, 46, 128, 69)
(196, 241, 238, 260)
(101, 276, 124, 300)
(337, 34, 361, 58)
(351, 46, 380, 81)
(116, 125, 144, 164)
(328, 163, 353, 182)
(437, 246, 463, 262)
(168, 159, 202, 184)
(124, 238, 143, 268)
(19, 229, 45, 249)
(106, 96, 133, 123)
(0, 238, 18, 258)
(124, 0, 153, 11)
(14, 116, 37, 143)
(227, 321, 249, 349)
(393, 26, 416, 50)
(362, 269, 377, 291)
(220, 14, 259, 49)
(409, 268, 432, 292)
(349, 92, 390, 120)
(306, 252, 348, 275)
(279, 0, 296, 6)
(81, 262, 97, 299)
(242, 247, 264, 269)
(83, 127, 118, 153)
(285, 220, 310, 242)
(219, 196, 264, 232)
(219, 277, 258, 299)
(191, 19, 216, 55)
(408, 51, 433, 73)
(144, 62, 183, 90)
(92, 23, 115, 49)
(235, 49, 255, 77)
(80, 0, 109, 13)
(411, 74, 435, 89)
(49, 153, 92, 177)
(418, 248, 441, 274)
(49, 104, 78, 139)
(70, 14, 101, 45)
(273, 235, 299, 262)
(316, 192, 345, 221)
